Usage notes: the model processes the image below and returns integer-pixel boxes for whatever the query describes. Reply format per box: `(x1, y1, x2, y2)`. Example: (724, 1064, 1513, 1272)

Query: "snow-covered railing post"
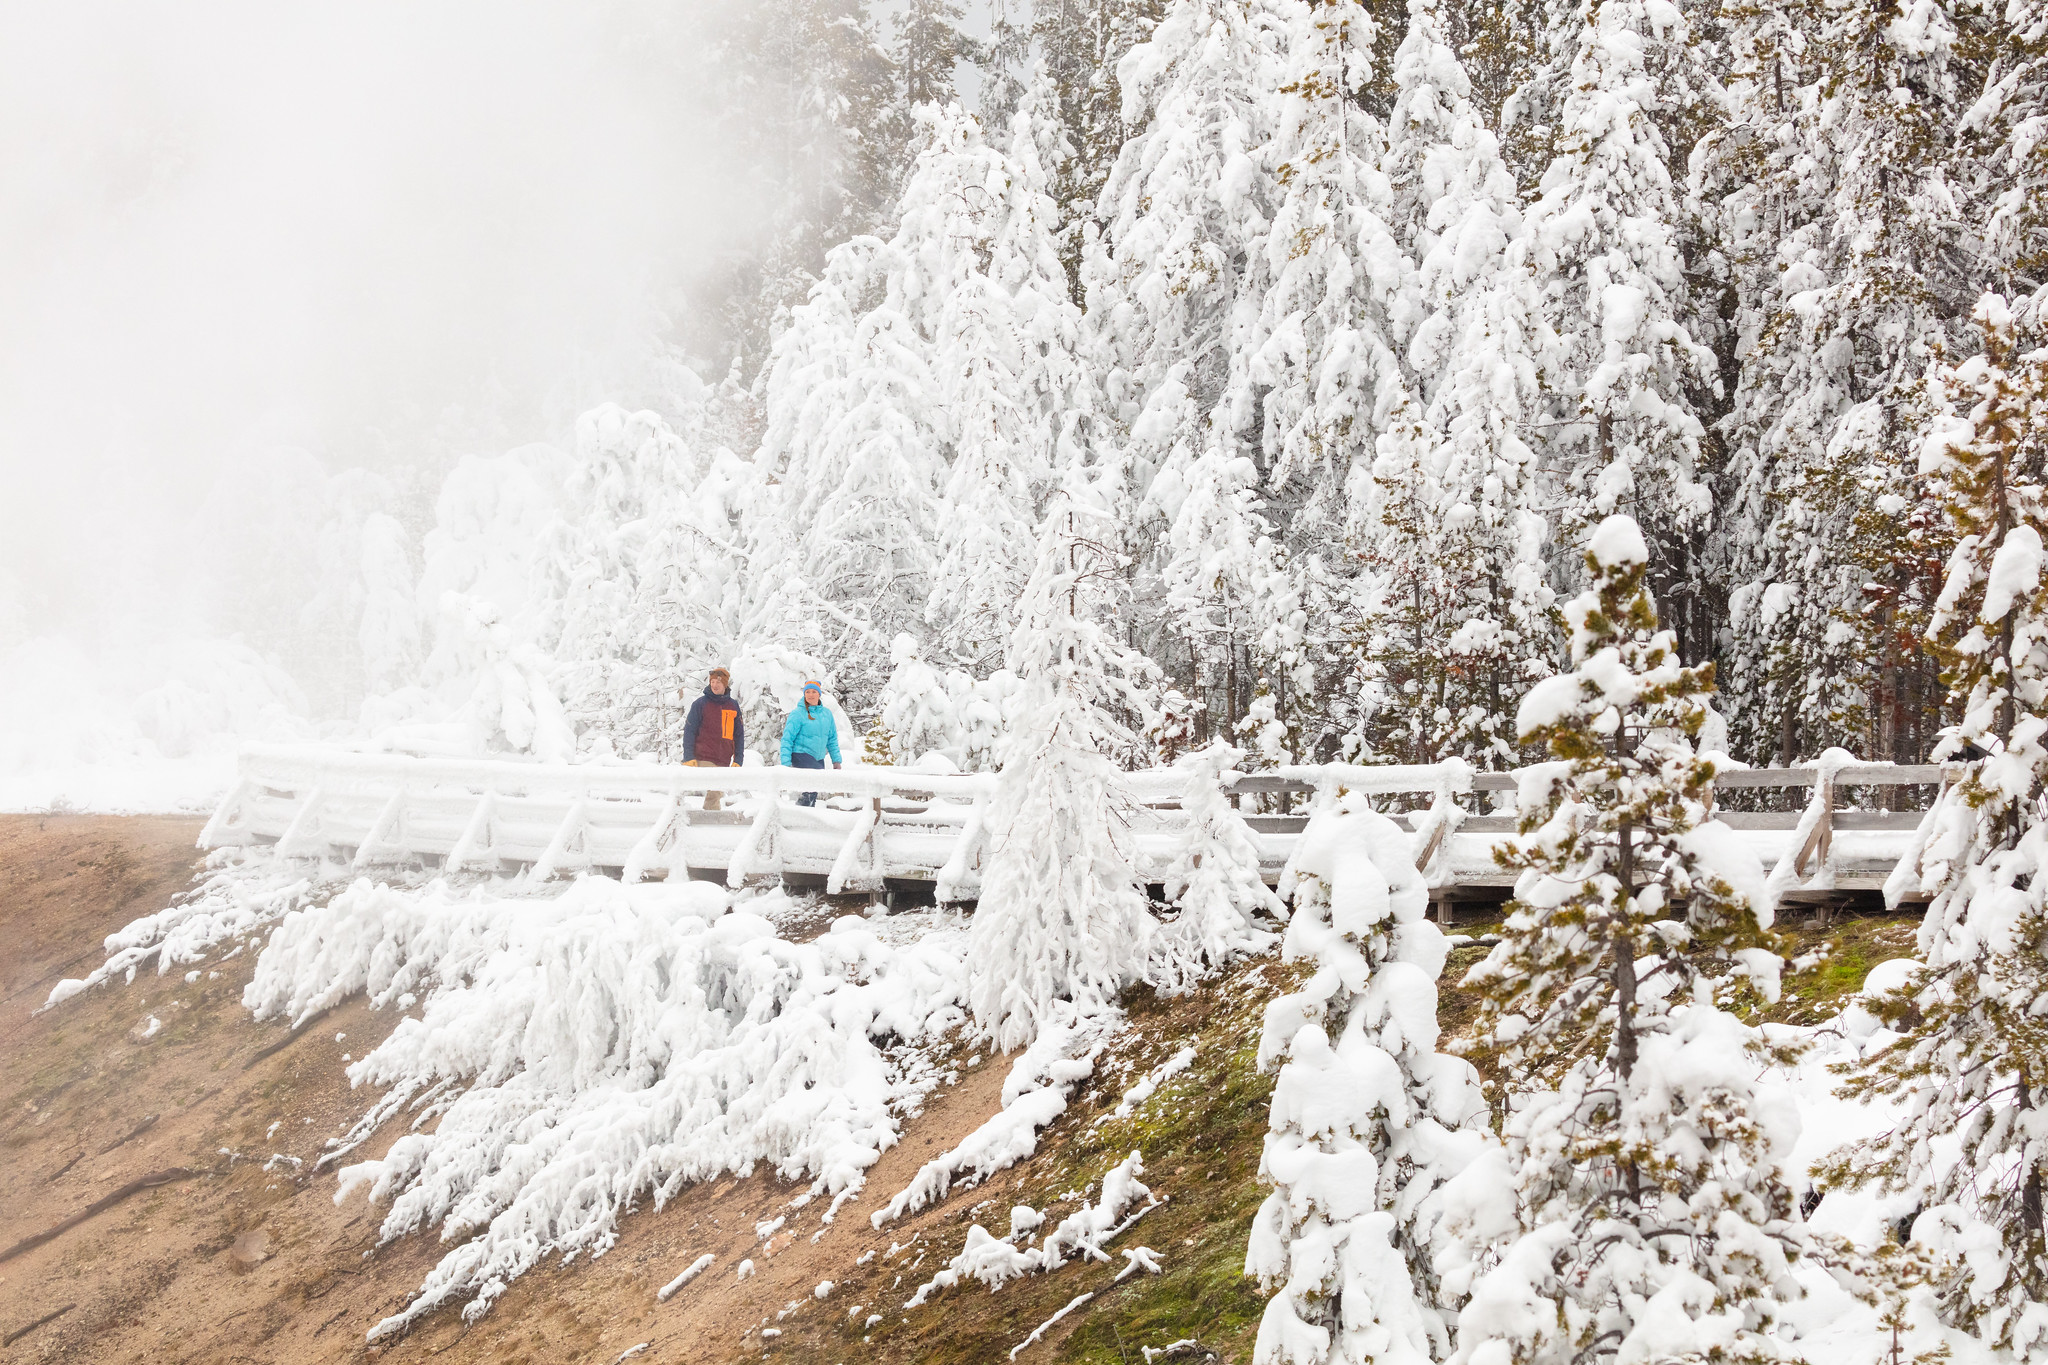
(352, 788, 414, 870)
(446, 789, 501, 874)
(934, 790, 989, 905)
(1792, 772, 1835, 877)
(622, 789, 683, 884)
(1791, 769, 1837, 931)
(273, 785, 331, 861)
(727, 777, 783, 889)
(1409, 759, 1473, 921)
(198, 777, 256, 849)
(529, 797, 593, 882)
(826, 799, 882, 898)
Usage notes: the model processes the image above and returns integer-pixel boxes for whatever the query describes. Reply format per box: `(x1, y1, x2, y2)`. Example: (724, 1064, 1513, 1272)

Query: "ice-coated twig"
(656, 1253, 715, 1302)
(1008, 1293, 1094, 1360)
(1114, 1246, 1161, 1281)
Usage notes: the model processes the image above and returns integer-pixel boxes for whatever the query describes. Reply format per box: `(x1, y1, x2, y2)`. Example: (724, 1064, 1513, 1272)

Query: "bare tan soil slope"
(0, 817, 1284, 1365)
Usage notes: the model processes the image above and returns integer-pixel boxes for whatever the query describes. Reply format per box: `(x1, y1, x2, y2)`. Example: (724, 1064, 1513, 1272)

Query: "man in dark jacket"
(682, 668, 744, 810)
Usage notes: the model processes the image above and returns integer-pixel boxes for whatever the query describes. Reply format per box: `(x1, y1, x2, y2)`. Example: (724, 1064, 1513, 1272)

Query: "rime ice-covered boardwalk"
(203, 745, 1956, 914)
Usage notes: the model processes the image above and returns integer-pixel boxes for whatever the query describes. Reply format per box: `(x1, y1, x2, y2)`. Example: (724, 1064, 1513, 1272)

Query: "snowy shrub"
(1146, 743, 1279, 994)
(1246, 792, 1489, 1364)
(240, 875, 972, 1339)
(43, 848, 321, 1007)
(959, 668, 1021, 773)
(874, 1003, 1114, 1227)
(876, 633, 966, 766)
(903, 1151, 1157, 1307)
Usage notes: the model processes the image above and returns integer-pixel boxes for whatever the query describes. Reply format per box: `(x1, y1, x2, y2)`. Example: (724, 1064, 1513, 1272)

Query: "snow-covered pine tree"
(1519, 0, 1720, 654)
(961, 668, 1025, 771)
(780, 287, 941, 702)
(1247, 788, 1489, 1364)
(1014, 0, 1166, 283)
(984, 0, 1038, 120)
(926, 99, 1087, 668)
(1450, 514, 1804, 1365)
(967, 462, 1161, 1049)
(1697, 0, 1846, 765)
(546, 404, 702, 748)
(1147, 742, 1280, 993)
(894, 0, 988, 111)
(1148, 685, 1202, 761)
(1825, 295, 2048, 1355)
(437, 593, 578, 764)
(596, 400, 829, 761)
(755, 163, 947, 701)
(1962, 0, 2048, 304)
(1091, 0, 1280, 448)
(763, 103, 1092, 698)
(1155, 421, 1294, 744)
(1704, 0, 1976, 764)
(613, 514, 737, 763)
(1457, 0, 1567, 191)
(1236, 0, 1410, 553)
(1349, 0, 1554, 766)
(1089, 0, 1286, 725)
(1196, 0, 1413, 754)
(876, 632, 967, 766)
(699, 0, 903, 366)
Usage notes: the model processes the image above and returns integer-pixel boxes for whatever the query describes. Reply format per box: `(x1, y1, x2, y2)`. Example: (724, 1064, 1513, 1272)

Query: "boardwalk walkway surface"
(201, 745, 1955, 916)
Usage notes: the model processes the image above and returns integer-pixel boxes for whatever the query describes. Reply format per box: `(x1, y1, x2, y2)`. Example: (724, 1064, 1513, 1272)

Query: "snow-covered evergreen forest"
(15, 0, 2034, 788)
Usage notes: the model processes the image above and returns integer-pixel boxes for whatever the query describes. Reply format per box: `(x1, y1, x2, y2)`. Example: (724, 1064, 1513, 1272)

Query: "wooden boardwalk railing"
(201, 746, 1955, 914)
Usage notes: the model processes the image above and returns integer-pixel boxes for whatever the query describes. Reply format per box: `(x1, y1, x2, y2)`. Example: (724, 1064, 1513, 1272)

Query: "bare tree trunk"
(2023, 1079, 2045, 1292)
(1615, 811, 1641, 1204)
(1227, 639, 1240, 738)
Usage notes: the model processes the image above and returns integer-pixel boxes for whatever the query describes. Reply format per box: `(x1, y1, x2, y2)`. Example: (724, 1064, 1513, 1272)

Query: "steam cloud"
(0, 0, 757, 641)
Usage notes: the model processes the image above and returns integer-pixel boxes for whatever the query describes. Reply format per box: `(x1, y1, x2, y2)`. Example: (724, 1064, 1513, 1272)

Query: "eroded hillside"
(0, 818, 1915, 1364)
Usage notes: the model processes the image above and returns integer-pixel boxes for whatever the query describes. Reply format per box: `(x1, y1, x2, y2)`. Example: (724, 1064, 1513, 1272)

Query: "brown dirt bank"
(0, 816, 1290, 1365)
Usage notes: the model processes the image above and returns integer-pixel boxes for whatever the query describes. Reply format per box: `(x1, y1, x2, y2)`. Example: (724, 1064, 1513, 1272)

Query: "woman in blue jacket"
(779, 681, 841, 807)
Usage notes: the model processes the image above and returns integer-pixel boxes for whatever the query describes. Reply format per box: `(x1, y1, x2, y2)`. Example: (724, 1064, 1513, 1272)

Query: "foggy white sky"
(0, 0, 758, 640)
